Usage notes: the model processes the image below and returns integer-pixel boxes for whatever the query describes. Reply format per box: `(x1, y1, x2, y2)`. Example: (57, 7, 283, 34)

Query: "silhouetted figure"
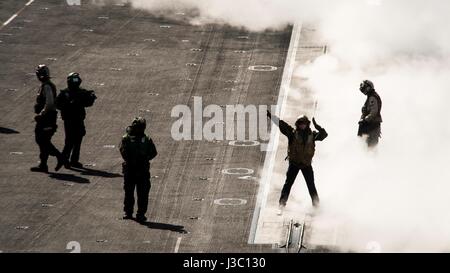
(358, 80, 383, 147)
(119, 117, 157, 223)
(31, 65, 68, 173)
(56, 72, 96, 168)
(267, 111, 328, 214)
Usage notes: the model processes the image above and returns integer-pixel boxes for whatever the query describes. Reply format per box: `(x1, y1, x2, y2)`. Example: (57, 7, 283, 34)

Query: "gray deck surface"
(0, 0, 291, 252)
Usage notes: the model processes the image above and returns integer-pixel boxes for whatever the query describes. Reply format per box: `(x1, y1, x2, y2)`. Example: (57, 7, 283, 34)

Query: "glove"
(34, 114, 43, 122)
(312, 117, 321, 129)
(82, 90, 97, 107)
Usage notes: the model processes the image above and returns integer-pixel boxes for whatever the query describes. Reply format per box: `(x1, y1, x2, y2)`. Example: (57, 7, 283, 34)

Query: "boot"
(122, 213, 133, 220)
(70, 161, 83, 169)
(136, 214, 147, 223)
(30, 164, 48, 173)
(55, 155, 70, 171)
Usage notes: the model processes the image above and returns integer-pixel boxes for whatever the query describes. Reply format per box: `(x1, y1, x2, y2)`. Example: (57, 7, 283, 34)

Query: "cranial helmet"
(130, 117, 146, 134)
(67, 72, 82, 89)
(360, 80, 374, 94)
(295, 115, 310, 127)
(36, 64, 50, 81)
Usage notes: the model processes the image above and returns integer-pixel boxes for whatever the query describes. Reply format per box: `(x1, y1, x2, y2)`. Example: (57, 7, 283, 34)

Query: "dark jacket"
(119, 131, 157, 172)
(361, 91, 382, 124)
(56, 87, 96, 121)
(34, 81, 58, 130)
(277, 119, 327, 167)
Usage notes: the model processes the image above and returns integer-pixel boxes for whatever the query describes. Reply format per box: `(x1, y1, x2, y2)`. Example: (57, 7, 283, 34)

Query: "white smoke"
(297, 54, 450, 252)
(291, 1, 450, 252)
(106, 0, 450, 252)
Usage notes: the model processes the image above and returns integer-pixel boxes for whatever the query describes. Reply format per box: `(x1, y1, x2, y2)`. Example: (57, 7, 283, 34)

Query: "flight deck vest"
(34, 81, 57, 130)
(287, 132, 316, 167)
(35, 81, 57, 114)
(361, 91, 383, 123)
(121, 134, 153, 171)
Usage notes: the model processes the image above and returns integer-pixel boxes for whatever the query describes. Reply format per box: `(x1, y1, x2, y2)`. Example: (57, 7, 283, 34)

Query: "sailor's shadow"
(0, 127, 20, 134)
(48, 173, 90, 184)
(141, 221, 188, 234)
(71, 166, 122, 178)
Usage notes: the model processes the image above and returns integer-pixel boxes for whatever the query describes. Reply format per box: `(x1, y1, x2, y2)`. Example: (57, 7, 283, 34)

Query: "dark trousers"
(123, 170, 151, 217)
(62, 120, 86, 163)
(35, 127, 62, 167)
(366, 125, 381, 147)
(358, 122, 381, 147)
(279, 163, 320, 207)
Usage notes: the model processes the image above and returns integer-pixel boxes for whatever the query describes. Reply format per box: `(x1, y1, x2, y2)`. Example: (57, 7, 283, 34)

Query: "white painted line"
(248, 65, 278, 72)
(214, 198, 247, 206)
(222, 168, 254, 175)
(174, 237, 182, 253)
(238, 175, 257, 181)
(248, 22, 302, 244)
(229, 140, 260, 147)
(1, 0, 35, 29)
(3, 15, 18, 26)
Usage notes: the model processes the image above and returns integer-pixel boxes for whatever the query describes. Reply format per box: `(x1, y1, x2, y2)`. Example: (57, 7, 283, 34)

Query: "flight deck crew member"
(357, 80, 383, 147)
(119, 117, 157, 223)
(56, 72, 96, 168)
(31, 65, 68, 173)
(267, 111, 328, 213)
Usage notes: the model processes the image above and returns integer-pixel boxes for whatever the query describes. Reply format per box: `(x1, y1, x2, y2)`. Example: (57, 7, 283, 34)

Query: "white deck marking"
(1, 0, 35, 29)
(248, 22, 302, 243)
(3, 15, 18, 27)
(174, 237, 182, 253)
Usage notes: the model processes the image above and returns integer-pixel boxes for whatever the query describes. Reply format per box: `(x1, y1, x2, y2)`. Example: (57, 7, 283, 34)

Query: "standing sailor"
(119, 117, 157, 223)
(31, 65, 68, 173)
(267, 111, 328, 213)
(358, 80, 383, 147)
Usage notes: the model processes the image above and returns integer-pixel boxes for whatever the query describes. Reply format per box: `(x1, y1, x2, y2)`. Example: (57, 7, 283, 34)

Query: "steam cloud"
(103, 0, 450, 252)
